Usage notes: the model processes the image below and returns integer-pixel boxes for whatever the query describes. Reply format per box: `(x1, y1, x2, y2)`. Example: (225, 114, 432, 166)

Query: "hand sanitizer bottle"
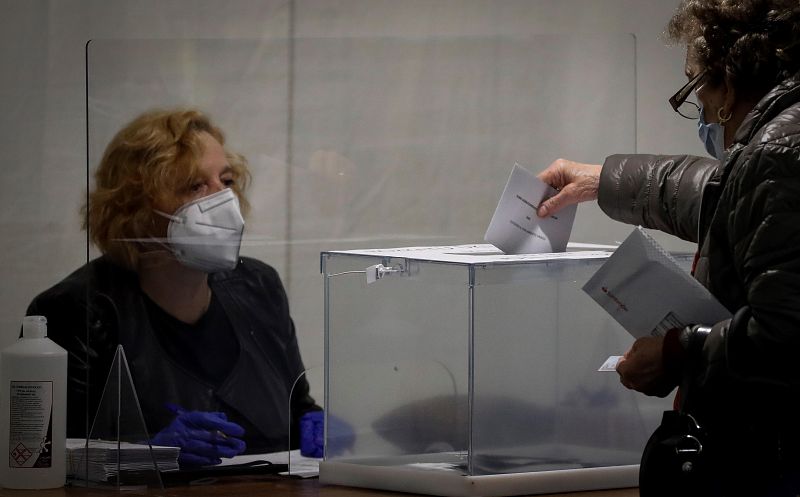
(0, 316, 67, 489)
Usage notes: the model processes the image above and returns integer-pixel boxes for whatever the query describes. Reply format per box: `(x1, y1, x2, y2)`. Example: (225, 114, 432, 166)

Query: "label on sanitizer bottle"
(8, 381, 53, 468)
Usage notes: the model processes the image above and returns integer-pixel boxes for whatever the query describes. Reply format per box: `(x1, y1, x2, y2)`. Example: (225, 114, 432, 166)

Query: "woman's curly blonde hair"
(84, 108, 251, 271)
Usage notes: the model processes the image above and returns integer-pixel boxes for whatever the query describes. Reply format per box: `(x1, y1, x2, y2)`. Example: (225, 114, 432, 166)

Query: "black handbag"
(639, 409, 715, 497)
(639, 308, 800, 497)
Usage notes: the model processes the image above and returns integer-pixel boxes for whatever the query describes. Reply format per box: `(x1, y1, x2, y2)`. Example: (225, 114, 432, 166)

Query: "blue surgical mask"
(697, 105, 725, 160)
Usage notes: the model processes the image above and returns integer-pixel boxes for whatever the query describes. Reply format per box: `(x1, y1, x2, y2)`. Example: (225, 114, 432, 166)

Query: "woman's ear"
(719, 78, 737, 123)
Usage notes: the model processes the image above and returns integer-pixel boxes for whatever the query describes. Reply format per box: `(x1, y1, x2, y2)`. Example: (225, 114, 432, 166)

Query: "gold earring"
(717, 107, 733, 124)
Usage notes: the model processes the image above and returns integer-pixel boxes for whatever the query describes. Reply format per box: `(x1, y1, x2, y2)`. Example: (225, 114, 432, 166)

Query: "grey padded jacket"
(598, 76, 800, 422)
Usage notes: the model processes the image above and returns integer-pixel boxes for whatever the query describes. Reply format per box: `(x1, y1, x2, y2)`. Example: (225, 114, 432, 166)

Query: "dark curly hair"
(667, 0, 800, 99)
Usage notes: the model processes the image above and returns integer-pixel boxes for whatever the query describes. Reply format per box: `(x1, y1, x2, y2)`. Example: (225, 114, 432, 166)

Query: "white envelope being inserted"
(484, 163, 577, 254)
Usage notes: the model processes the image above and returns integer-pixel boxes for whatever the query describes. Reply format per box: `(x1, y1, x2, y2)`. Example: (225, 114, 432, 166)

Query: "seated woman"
(26, 108, 320, 466)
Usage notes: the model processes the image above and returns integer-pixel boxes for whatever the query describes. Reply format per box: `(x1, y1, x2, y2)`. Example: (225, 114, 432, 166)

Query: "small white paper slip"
(598, 355, 623, 372)
(484, 163, 577, 254)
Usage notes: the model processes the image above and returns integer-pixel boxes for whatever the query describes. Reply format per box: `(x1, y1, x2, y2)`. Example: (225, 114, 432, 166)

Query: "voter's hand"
(536, 159, 601, 217)
(616, 336, 677, 398)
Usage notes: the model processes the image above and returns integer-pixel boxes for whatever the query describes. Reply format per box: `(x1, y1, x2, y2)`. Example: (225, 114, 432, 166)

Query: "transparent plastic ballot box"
(319, 244, 686, 497)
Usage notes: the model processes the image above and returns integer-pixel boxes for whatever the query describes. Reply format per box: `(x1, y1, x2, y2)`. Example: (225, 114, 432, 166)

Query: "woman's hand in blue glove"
(151, 406, 247, 467)
(299, 411, 355, 458)
(299, 411, 324, 458)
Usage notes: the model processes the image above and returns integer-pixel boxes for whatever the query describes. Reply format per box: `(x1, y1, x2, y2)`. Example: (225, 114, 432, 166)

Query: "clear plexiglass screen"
(86, 33, 639, 468)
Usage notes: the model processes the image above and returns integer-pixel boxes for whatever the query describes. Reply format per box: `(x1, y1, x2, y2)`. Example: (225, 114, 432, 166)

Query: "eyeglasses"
(669, 70, 707, 120)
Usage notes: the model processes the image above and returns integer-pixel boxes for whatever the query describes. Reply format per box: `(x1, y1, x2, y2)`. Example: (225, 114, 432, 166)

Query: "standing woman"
(27, 108, 320, 466)
(537, 1, 800, 495)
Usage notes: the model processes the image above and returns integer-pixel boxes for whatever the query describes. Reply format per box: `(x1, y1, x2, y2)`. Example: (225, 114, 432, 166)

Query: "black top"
(144, 292, 239, 387)
(143, 291, 282, 452)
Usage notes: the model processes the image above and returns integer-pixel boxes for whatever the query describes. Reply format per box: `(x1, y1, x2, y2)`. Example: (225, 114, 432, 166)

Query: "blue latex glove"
(299, 411, 356, 458)
(152, 405, 247, 467)
(299, 411, 324, 458)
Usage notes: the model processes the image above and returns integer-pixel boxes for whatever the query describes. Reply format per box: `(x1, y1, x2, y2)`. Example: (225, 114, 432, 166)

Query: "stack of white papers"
(66, 438, 179, 483)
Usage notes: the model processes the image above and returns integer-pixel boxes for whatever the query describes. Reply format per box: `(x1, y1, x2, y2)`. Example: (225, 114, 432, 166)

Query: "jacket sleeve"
(271, 289, 322, 448)
(245, 258, 321, 423)
(286, 316, 322, 417)
(598, 154, 719, 242)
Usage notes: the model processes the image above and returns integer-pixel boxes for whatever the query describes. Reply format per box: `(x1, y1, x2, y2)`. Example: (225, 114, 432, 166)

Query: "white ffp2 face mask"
(155, 188, 245, 273)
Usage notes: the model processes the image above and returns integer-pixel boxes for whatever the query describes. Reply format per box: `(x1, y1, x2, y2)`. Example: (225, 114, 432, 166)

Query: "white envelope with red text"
(582, 226, 731, 339)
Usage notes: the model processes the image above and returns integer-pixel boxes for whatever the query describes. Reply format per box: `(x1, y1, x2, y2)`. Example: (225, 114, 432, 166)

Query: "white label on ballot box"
(484, 163, 577, 254)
